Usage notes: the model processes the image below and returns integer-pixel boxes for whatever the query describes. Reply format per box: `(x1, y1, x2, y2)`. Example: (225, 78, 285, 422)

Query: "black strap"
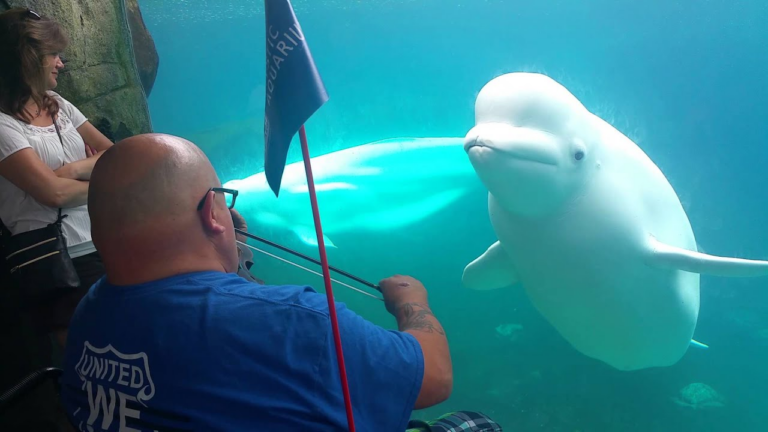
(52, 113, 65, 222)
(0, 218, 11, 246)
(52, 112, 63, 146)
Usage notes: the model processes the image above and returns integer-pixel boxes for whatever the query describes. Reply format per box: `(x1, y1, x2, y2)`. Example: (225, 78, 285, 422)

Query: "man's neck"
(100, 240, 229, 286)
(104, 259, 228, 286)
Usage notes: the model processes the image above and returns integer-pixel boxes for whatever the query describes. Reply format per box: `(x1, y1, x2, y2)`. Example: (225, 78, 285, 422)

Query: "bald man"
(58, 134, 453, 432)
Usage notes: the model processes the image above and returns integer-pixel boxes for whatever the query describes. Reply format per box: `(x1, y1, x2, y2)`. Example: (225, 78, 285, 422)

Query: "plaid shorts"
(406, 411, 502, 432)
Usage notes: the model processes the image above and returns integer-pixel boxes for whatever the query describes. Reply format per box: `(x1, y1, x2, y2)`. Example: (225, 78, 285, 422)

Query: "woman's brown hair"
(0, 8, 69, 123)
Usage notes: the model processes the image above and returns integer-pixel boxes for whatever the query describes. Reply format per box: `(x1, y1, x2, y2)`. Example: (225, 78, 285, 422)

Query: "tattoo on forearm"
(398, 303, 445, 335)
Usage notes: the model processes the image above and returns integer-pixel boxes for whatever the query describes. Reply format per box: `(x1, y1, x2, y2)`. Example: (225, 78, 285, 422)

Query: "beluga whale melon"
(461, 72, 768, 371)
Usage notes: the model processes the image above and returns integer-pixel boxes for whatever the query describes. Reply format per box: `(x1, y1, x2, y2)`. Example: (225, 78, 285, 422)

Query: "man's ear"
(200, 191, 227, 235)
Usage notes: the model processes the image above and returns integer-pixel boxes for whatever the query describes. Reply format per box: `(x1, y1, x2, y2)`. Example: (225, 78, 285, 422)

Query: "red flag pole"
(298, 124, 356, 431)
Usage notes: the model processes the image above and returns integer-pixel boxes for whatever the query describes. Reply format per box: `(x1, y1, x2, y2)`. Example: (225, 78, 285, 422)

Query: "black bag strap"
(52, 113, 65, 223)
(0, 217, 11, 248)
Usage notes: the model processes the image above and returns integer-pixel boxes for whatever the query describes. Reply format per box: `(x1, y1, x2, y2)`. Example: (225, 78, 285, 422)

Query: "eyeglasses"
(26, 9, 41, 20)
(197, 187, 238, 211)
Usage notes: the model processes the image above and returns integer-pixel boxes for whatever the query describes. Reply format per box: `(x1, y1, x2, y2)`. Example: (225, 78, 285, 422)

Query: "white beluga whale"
(224, 137, 479, 248)
(462, 72, 768, 371)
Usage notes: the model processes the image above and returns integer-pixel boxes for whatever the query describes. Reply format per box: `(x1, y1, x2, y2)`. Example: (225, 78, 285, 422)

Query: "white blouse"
(0, 92, 96, 258)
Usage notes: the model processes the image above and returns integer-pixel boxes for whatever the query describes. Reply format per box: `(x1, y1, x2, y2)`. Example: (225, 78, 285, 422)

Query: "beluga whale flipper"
(461, 72, 768, 371)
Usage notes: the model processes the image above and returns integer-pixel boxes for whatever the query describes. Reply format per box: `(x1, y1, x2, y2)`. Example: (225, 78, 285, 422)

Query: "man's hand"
(378, 275, 444, 336)
(230, 208, 248, 230)
(379, 275, 429, 317)
(230, 208, 265, 284)
(230, 208, 248, 243)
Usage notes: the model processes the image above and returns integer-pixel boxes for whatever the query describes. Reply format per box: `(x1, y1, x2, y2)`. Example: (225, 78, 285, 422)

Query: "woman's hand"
(55, 120, 114, 180)
(77, 121, 114, 152)
(54, 147, 103, 180)
(54, 162, 79, 180)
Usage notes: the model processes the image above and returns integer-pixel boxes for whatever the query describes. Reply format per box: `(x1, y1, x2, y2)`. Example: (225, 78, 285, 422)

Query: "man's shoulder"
(83, 271, 331, 314)
(190, 271, 333, 316)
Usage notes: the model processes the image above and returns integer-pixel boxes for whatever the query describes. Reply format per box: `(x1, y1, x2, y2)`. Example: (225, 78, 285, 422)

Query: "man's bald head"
(89, 133, 218, 234)
(88, 133, 240, 284)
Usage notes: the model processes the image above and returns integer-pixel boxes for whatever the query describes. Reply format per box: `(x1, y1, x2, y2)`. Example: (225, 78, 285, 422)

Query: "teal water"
(139, 0, 768, 429)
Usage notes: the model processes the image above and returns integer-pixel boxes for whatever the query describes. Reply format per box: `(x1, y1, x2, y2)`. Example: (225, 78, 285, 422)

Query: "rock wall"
(1, 0, 159, 141)
(126, 0, 159, 97)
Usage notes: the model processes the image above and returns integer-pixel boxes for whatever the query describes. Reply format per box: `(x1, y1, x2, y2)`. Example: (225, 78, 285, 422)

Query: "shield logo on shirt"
(73, 341, 155, 406)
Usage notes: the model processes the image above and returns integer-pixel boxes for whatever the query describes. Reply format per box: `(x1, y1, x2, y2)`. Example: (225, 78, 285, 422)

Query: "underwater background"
(138, 0, 767, 430)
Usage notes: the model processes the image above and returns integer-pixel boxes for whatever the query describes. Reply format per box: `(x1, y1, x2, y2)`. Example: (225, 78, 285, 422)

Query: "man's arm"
(381, 276, 453, 409)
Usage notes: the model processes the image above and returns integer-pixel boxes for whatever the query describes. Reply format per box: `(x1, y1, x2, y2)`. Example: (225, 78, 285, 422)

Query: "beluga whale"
(224, 137, 479, 248)
(461, 72, 768, 371)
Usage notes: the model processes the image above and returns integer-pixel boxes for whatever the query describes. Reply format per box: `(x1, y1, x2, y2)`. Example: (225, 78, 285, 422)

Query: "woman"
(0, 8, 115, 350)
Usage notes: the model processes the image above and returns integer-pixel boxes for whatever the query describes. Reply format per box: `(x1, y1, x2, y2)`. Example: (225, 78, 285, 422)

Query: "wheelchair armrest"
(0, 367, 63, 414)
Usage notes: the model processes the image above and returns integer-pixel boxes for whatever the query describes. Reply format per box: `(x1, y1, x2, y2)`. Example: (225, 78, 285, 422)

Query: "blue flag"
(263, 0, 329, 196)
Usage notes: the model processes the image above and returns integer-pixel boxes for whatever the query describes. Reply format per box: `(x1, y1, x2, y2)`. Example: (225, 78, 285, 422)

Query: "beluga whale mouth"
(464, 123, 560, 167)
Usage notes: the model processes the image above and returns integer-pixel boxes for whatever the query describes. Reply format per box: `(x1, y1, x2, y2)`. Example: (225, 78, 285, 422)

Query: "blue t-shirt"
(60, 271, 424, 431)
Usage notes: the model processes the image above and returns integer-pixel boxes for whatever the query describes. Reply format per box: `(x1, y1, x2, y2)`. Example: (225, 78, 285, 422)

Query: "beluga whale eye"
(575, 150, 585, 161)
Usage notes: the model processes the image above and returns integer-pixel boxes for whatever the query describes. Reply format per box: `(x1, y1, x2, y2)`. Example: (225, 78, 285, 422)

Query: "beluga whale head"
(464, 72, 601, 217)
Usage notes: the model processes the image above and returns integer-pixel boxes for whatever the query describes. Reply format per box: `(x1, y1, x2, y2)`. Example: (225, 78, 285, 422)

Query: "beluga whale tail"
(461, 71, 768, 371)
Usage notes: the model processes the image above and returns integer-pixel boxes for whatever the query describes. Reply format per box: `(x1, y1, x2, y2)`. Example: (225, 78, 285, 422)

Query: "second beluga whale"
(461, 72, 768, 371)
(224, 137, 480, 248)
